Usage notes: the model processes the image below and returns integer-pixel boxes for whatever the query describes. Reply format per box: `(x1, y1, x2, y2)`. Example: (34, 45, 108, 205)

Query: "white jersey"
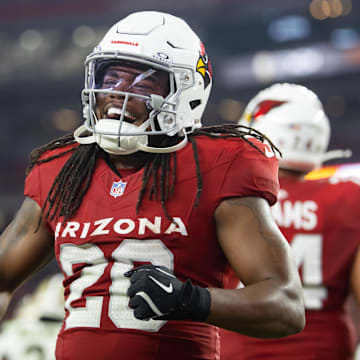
(0, 318, 61, 360)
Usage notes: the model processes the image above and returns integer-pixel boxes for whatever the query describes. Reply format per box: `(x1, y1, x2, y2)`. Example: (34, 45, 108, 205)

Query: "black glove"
(124, 264, 211, 322)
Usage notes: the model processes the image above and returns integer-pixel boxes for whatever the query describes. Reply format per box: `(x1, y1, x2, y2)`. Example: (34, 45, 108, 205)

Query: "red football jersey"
(221, 174, 360, 360)
(24, 136, 279, 360)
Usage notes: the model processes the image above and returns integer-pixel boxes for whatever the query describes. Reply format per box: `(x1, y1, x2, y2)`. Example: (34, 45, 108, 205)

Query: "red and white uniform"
(221, 173, 360, 360)
(24, 136, 278, 360)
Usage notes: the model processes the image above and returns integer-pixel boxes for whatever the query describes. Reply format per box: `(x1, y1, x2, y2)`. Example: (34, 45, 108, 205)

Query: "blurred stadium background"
(0, 0, 359, 320)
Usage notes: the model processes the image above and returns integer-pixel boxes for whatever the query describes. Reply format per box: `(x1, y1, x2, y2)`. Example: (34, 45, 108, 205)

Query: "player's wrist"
(180, 279, 211, 322)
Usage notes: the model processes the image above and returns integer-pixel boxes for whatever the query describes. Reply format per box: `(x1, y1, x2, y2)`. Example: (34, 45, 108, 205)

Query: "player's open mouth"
(104, 106, 137, 123)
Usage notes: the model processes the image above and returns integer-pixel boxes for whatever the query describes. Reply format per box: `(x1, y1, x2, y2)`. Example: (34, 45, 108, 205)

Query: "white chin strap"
(321, 149, 352, 162)
(74, 120, 188, 155)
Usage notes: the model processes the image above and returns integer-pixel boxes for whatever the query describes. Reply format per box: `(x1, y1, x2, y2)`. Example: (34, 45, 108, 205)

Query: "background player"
(221, 83, 360, 360)
(0, 12, 305, 360)
(0, 273, 64, 360)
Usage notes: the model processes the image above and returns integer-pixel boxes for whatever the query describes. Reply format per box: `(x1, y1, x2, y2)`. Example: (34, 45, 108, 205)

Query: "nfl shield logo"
(110, 180, 127, 198)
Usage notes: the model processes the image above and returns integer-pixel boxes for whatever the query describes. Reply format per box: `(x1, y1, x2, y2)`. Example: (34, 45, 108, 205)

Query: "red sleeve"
(219, 140, 279, 205)
(24, 165, 43, 208)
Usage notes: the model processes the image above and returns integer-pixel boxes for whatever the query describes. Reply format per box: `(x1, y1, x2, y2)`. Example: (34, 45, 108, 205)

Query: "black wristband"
(180, 279, 211, 322)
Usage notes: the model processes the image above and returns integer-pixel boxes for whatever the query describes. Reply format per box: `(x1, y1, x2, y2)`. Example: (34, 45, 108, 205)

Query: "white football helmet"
(239, 83, 351, 172)
(15, 273, 64, 322)
(75, 11, 213, 155)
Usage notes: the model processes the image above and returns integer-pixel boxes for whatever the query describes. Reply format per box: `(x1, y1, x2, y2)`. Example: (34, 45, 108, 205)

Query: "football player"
(0, 274, 64, 360)
(0, 12, 305, 360)
(220, 83, 360, 360)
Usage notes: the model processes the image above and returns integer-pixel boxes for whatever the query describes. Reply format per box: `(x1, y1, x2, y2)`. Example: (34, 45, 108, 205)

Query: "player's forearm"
(0, 198, 54, 294)
(206, 278, 305, 339)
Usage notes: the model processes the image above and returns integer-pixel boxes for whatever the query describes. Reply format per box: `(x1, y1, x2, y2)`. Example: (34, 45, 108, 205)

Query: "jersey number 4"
(291, 233, 327, 310)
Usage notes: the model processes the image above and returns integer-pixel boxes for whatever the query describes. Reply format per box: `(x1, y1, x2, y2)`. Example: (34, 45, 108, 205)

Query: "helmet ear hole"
(190, 100, 201, 110)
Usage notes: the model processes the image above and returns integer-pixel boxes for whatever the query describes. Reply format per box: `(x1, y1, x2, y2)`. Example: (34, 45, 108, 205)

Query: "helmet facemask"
(77, 57, 189, 154)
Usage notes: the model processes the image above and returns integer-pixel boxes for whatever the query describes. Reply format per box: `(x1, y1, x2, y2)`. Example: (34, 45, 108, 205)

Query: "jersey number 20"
(59, 239, 173, 332)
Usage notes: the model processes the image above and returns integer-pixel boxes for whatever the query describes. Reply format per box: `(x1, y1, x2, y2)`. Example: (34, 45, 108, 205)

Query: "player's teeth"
(106, 107, 135, 120)
(107, 107, 122, 116)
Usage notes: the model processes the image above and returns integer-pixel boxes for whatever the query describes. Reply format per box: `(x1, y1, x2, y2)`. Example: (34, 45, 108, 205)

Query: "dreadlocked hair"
(27, 124, 279, 225)
(27, 133, 101, 226)
(192, 124, 280, 156)
(26, 133, 76, 176)
(188, 123, 281, 207)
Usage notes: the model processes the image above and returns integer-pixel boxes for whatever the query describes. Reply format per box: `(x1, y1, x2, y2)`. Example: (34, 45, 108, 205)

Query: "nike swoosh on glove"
(124, 264, 211, 322)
